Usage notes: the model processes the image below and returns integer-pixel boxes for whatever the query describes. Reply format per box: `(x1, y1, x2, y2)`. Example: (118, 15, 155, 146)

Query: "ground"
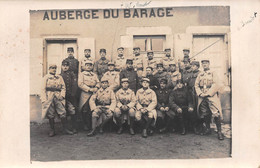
(30, 122, 231, 161)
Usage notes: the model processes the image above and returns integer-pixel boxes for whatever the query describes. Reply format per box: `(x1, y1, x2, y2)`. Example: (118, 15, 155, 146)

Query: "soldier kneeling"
(87, 77, 116, 136)
(114, 78, 136, 135)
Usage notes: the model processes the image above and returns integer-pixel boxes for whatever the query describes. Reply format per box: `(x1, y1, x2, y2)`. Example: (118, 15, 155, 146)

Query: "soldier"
(145, 66, 159, 91)
(80, 49, 94, 72)
(78, 60, 100, 131)
(195, 59, 224, 140)
(167, 61, 182, 89)
(115, 47, 127, 72)
(183, 48, 190, 58)
(60, 60, 78, 134)
(162, 48, 175, 71)
(143, 51, 158, 75)
(135, 78, 157, 138)
(154, 63, 170, 89)
(133, 47, 143, 71)
(114, 78, 137, 135)
(102, 61, 120, 92)
(120, 59, 138, 93)
(63, 47, 79, 76)
(178, 48, 190, 73)
(41, 64, 73, 137)
(155, 78, 175, 133)
(181, 56, 193, 86)
(93, 48, 109, 80)
(169, 79, 194, 135)
(87, 77, 116, 136)
(188, 61, 201, 134)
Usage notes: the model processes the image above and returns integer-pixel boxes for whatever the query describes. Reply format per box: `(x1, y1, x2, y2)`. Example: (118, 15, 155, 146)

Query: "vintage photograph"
(30, 5, 231, 161)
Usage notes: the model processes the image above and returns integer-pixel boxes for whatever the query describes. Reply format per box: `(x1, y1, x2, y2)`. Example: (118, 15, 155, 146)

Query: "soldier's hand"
(188, 107, 194, 112)
(160, 107, 164, 111)
(140, 108, 145, 113)
(200, 93, 206, 97)
(177, 108, 182, 113)
(92, 87, 98, 93)
(165, 107, 169, 111)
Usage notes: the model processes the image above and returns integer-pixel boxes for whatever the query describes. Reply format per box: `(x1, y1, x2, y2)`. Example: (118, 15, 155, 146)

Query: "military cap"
(84, 49, 91, 52)
(101, 77, 109, 83)
(146, 66, 153, 71)
(164, 48, 171, 51)
(85, 60, 93, 65)
(99, 48, 106, 53)
(133, 47, 140, 50)
(147, 50, 153, 54)
(137, 67, 143, 71)
(117, 47, 124, 50)
(183, 48, 190, 52)
(126, 59, 133, 64)
(191, 61, 200, 67)
(201, 59, 210, 63)
(121, 78, 129, 83)
(49, 64, 57, 69)
(62, 60, 70, 66)
(159, 78, 168, 84)
(141, 77, 150, 83)
(67, 47, 74, 52)
(169, 61, 176, 65)
(157, 62, 164, 67)
(108, 61, 115, 66)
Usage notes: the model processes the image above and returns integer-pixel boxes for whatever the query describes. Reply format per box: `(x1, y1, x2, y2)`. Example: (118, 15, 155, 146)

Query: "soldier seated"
(135, 78, 157, 138)
(114, 78, 137, 135)
(87, 77, 116, 136)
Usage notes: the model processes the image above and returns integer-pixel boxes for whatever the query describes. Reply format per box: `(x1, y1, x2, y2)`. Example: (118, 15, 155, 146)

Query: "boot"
(61, 118, 73, 135)
(201, 116, 211, 135)
(142, 129, 147, 138)
(159, 117, 171, 133)
(194, 119, 203, 135)
(180, 118, 186, 135)
(48, 118, 56, 137)
(145, 118, 153, 135)
(214, 116, 224, 140)
(99, 117, 111, 134)
(71, 115, 78, 134)
(87, 117, 97, 137)
(82, 112, 90, 131)
(129, 117, 135, 135)
(115, 117, 123, 134)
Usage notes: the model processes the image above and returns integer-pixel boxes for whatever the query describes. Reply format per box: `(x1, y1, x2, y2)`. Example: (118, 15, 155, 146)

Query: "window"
(133, 35, 165, 51)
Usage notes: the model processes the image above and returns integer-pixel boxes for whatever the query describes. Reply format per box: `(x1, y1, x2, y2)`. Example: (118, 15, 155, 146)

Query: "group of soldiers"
(41, 46, 224, 140)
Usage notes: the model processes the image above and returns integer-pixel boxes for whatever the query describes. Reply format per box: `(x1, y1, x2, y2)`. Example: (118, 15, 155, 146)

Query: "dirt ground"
(30, 121, 231, 161)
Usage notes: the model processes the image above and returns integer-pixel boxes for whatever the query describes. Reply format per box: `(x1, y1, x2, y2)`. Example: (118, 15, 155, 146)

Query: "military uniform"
(120, 60, 138, 93)
(144, 59, 158, 75)
(194, 59, 224, 140)
(115, 56, 127, 72)
(41, 64, 73, 137)
(114, 78, 137, 135)
(182, 68, 193, 87)
(80, 56, 94, 72)
(63, 56, 79, 76)
(87, 77, 116, 136)
(102, 62, 120, 92)
(168, 70, 182, 89)
(169, 82, 194, 135)
(93, 58, 109, 80)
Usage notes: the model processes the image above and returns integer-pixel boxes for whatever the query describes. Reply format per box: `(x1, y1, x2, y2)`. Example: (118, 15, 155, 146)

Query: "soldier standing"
(167, 61, 182, 89)
(115, 47, 127, 72)
(154, 63, 170, 88)
(162, 48, 175, 71)
(169, 79, 194, 135)
(60, 60, 78, 134)
(144, 66, 159, 91)
(102, 61, 120, 92)
(78, 60, 100, 131)
(133, 47, 143, 71)
(87, 77, 116, 136)
(93, 48, 109, 80)
(195, 59, 224, 140)
(155, 78, 175, 133)
(114, 78, 137, 135)
(120, 59, 138, 93)
(63, 47, 79, 76)
(178, 48, 190, 73)
(182, 56, 193, 86)
(41, 64, 73, 137)
(143, 51, 158, 75)
(80, 49, 94, 72)
(135, 78, 157, 138)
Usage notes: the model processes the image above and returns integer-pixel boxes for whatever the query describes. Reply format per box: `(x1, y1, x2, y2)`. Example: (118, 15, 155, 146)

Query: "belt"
(97, 102, 111, 106)
(88, 85, 96, 88)
(46, 88, 61, 92)
(141, 104, 148, 107)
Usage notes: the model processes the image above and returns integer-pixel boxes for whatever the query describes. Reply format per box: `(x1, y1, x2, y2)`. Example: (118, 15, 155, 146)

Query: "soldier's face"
(147, 53, 153, 60)
(191, 64, 199, 71)
(49, 67, 57, 74)
(184, 61, 190, 69)
(122, 82, 129, 89)
(67, 50, 74, 57)
(133, 49, 140, 55)
(157, 66, 164, 73)
(202, 62, 210, 70)
(84, 50, 91, 57)
(117, 49, 124, 55)
(177, 82, 184, 89)
(165, 50, 171, 56)
(101, 81, 109, 89)
(146, 68, 152, 75)
(61, 65, 69, 72)
(183, 50, 189, 56)
(169, 64, 176, 71)
(160, 82, 166, 89)
(100, 52, 106, 58)
(85, 63, 93, 71)
(108, 65, 115, 71)
(142, 81, 149, 88)
(126, 63, 133, 69)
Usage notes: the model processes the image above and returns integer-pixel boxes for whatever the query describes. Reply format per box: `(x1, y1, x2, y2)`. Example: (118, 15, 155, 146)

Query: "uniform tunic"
(41, 74, 66, 119)
(143, 58, 158, 75)
(146, 74, 159, 91)
(154, 71, 171, 89)
(182, 68, 193, 86)
(195, 70, 223, 119)
(93, 58, 109, 80)
(63, 56, 79, 76)
(80, 56, 94, 72)
(120, 68, 138, 93)
(135, 88, 157, 121)
(115, 56, 127, 72)
(78, 71, 100, 112)
(161, 57, 175, 71)
(133, 54, 143, 71)
(168, 70, 182, 89)
(155, 88, 175, 119)
(102, 70, 120, 91)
